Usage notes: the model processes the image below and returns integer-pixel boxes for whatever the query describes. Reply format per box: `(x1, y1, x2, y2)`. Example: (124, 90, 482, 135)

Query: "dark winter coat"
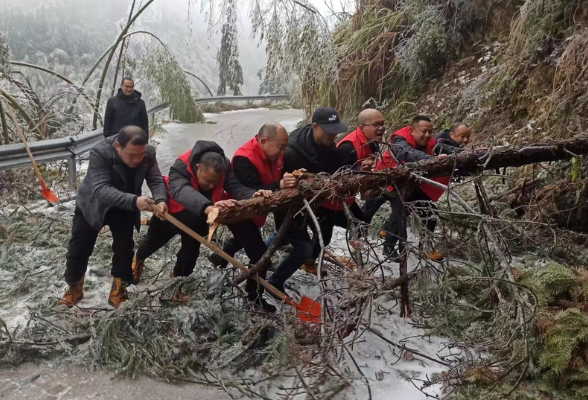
(391, 134, 433, 163)
(103, 89, 149, 137)
(76, 135, 167, 231)
(434, 129, 466, 155)
(283, 125, 341, 174)
(167, 140, 255, 219)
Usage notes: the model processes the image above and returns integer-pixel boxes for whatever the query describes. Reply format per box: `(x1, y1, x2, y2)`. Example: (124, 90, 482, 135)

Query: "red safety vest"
(232, 136, 283, 227)
(166, 150, 226, 214)
(375, 126, 450, 201)
(323, 128, 374, 211)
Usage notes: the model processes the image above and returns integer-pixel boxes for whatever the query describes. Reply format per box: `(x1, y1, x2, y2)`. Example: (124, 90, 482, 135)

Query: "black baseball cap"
(312, 107, 348, 134)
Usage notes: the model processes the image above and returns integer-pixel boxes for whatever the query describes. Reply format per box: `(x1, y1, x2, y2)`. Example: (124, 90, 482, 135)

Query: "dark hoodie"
(434, 129, 465, 155)
(103, 88, 149, 137)
(283, 125, 341, 174)
(167, 140, 255, 218)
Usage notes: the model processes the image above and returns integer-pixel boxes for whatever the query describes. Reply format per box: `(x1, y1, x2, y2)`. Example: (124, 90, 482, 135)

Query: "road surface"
(156, 108, 303, 174)
(0, 363, 230, 400)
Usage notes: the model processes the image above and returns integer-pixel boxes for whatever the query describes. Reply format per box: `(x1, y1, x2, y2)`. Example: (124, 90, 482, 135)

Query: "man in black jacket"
(58, 126, 168, 309)
(266, 107, 352, 295)
(103, 78, 149, 138)
(133, 140, 271, 306)
(434, 122, 471, 155)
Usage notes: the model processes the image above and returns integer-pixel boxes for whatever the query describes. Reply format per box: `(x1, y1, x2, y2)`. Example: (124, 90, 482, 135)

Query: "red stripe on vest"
(166, 149, 225, 214)
(231, 136, 283, 227)
(323, 128, 374, 211)
(375, 126, 450, 201)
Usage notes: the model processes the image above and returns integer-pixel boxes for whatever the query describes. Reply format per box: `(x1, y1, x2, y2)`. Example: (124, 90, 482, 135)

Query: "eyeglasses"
(362, 123, 386, 129)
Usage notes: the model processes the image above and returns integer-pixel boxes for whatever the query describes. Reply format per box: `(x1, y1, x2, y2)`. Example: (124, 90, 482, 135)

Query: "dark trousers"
(268, 221, 315, 287)
(362, 195, 390, 225)
(136, 210, 208, 278)
(315, 203, 365, 253)
(225, 221, 270, 298)
(65, 207, 136, 285)
(362, 190, 438, 249)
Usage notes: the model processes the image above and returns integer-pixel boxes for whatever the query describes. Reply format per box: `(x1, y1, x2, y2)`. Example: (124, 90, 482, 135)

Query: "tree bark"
(207, 136, 588, 225)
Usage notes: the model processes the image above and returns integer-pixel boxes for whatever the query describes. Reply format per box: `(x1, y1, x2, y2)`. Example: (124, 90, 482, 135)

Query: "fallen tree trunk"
(208, 136, 588, 225)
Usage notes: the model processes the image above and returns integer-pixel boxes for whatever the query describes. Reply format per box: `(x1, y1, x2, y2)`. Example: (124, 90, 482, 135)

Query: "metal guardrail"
(0, 102, 172, 187)
(194, 94, 289, 103)
(0, 94, 290, 187)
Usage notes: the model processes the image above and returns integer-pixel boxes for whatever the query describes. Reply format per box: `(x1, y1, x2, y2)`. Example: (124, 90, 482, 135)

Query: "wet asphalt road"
(155, 108, 303, 175)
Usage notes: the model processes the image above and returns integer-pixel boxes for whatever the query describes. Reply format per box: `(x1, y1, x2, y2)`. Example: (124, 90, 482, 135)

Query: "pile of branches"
(4, 138, 588, 398)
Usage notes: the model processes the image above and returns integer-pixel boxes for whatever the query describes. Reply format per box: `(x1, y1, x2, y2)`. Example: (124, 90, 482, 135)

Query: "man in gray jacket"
(58, 125, 168, 309)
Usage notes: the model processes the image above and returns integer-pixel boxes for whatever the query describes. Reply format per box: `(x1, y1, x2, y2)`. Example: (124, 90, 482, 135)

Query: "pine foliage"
(143, 49, 203, 123)
(216, 0, 243, 96)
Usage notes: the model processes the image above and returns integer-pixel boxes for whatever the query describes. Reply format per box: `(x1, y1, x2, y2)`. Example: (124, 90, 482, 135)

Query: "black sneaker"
(383, 245, 400, 262)
(247, 295, 277, 313)
(208, 252, 229, 268)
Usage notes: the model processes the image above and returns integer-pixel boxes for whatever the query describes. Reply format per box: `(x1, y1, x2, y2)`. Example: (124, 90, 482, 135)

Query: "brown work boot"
(300, 262, 328, 277)
(108, 278, 129, 309)
(429, 251, 444, 262)
(57, 277, 84, 306)
(301, 261, 318, 275)
(132, 256, 145, 285)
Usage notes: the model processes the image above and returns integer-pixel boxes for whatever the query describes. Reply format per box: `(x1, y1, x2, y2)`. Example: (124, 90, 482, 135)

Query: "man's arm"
(224, 171, 256, 200)
(168, 158, 213, 218)
(103, 98, 115, 137)
(144, 146, 167, 204)
(434, 140, 465, 156)
(232, 156, 281, 191)
(392, 135, 433, 163)
(139, 100, 149, 135)
(335, 141, 359, 169)
(89, 148, 136, 210)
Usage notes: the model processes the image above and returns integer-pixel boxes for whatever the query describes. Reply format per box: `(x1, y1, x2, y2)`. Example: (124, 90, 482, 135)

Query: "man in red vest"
(133, 140, 270, 305)
(363, 115, 448, 261)
(208, 123, 296, 311)
(336, 108, 385, 169)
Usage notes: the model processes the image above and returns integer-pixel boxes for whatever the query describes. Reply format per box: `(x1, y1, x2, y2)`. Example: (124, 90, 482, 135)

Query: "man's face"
(312, 123, 337, 147)
(360, 113, 386, 142)
(115, 142, 146, 168)
(196, 165, 224, 192)
(450, 125, 471, 146)
(121, 80, 135, 96)
(260, 132, 289, 162)
(411, 121, 434, 147)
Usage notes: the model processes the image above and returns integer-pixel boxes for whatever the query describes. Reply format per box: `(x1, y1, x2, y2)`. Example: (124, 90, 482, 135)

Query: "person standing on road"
(132, 140, 272, 305)
(362, 115, 449, 262)
(265, 107, 351, 297)
(329, 108, 385, 220)
(58, 126, 168, 309)
(103, 78, 149, 138)
(208, 123, 296, 311)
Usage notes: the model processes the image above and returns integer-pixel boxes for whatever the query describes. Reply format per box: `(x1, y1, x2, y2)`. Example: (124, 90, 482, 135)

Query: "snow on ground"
(0, 200, 453, 399)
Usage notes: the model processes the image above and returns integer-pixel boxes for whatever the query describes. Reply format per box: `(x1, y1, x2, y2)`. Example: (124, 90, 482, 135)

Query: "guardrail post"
(67, 155, 77, 188)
